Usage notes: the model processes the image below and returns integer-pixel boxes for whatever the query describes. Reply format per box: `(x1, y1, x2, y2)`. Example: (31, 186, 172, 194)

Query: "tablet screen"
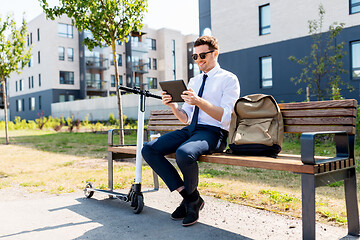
(159, 80, 187, 102)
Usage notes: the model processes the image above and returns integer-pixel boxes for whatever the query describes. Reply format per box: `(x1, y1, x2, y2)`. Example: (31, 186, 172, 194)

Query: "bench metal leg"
(108, 151, 114, 191)
(152, 170, 159, 190)
(302, 174, 316, 240)
(344, 167, 360, 236)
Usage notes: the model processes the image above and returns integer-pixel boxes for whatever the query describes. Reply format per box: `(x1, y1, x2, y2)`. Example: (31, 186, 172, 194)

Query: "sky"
(0, 0, 199, 35)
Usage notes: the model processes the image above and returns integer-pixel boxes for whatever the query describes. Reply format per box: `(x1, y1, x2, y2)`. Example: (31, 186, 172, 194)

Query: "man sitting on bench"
(142, 35, 240, 227)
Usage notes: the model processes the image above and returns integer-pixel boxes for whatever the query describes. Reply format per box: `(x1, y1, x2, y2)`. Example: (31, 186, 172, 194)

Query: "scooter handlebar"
(118, 85, 162, 100)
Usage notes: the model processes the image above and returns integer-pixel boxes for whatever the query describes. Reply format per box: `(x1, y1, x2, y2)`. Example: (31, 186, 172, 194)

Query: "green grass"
(1, 129, 360, 225)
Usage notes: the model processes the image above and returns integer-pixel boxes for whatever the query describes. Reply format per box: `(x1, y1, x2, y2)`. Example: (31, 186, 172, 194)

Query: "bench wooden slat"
(284, 125, 356, 134)
(278, 99, 357, 110)
(284, 117, 356, 125)
(149, 115, 179, 120)
(148, 125, 186, 131)
(148, 120, 186, 126)
(281, 108, 357, 118)
(150, 110, 173, 115)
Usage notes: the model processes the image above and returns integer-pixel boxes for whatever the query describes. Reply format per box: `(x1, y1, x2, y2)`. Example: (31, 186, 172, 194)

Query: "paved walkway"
(0, 188, 358, 240)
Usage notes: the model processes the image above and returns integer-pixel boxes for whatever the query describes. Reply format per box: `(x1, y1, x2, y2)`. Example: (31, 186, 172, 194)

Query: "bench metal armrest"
(301, 131, 349, 165)
(108, 128, 149, 146)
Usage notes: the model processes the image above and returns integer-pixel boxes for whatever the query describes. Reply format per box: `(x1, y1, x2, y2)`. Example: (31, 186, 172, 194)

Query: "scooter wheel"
(84, 182, 94, 198)
(132, 195, 144, 214)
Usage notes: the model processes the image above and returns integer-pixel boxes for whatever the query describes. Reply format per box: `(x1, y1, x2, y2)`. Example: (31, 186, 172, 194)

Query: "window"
(110, 54, 114, 65)
(16, 99, 23, 112)
(59, 95, 66, 102)
(28, 76, 34, 89)
(58, 47, 65, 60)
(153, 58, 157, 70)
(147, 38, 156, 50)
(30, 32, 32, 44)
(68, 95, 75, 102)
(15, 81, 18, 92)
(147, 77, 157, 89)
(148, 58, 151, 69)
(19, 79, 23, 91)
(60, 71, 74, 84)
(39, 74, 41, 87)
(27, 35, 30, 46)
(29, 97, 35, 111)
(37, 28, 40, 41)
(39, 96, 42, 110)
(172, 40, 176, 79)
(68, 48, 74, 61)
(38, 51, 40, 64)
(260, 56, 273, 88)
(111, 75, 115, 87)
(135, 76, 140, 87)
(28, 55, 33, 67)
(259, 4, 271, 35)
(118, 54, 122, 66)
(111, 75, 123, 87)
(351, 41, 360, 80)
(58, 23, 73, 38)
(350, 0, 360, 14)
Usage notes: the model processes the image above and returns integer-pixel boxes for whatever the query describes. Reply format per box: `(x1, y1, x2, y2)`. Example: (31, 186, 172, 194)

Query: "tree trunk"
(2, 80, 9, 144)
(111, 40, 125, 145)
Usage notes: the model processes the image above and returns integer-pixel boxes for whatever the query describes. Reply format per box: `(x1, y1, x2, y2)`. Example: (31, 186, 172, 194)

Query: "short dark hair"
(194, 36, 219, 51)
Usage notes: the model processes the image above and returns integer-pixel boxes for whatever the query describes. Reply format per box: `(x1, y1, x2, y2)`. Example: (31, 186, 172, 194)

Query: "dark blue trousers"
(141, 125, 227, 194)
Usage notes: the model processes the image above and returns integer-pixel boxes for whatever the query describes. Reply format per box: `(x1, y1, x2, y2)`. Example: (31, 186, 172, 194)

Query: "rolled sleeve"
(220, 75, 240, 130)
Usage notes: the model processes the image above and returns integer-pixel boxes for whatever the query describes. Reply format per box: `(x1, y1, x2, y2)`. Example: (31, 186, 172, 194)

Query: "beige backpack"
(228, 94, 284, 157)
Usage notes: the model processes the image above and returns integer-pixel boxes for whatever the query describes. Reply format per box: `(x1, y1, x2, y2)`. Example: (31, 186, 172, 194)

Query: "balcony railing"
(85, 57, 109, 70)
(131, 41, 149, 53)
(132, 62, 149, 74)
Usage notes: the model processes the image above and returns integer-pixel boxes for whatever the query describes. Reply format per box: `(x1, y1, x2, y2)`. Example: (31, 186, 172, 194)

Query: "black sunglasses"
(191, 50, 214, 61)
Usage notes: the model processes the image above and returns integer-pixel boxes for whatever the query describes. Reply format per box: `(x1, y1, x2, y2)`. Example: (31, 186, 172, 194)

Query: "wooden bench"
(108, 99, 359, 240)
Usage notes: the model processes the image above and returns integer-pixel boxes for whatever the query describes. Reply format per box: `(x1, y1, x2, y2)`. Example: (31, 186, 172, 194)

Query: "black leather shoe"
(182, 197, 204, 227)
(171, 199, 186, 220)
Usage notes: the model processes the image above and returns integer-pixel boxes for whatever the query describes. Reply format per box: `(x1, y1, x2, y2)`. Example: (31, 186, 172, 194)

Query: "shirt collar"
(203, 64, 220, 79)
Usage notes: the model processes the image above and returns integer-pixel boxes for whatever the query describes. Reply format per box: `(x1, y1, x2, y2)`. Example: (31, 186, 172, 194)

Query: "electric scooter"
(84, 85, 161, 214)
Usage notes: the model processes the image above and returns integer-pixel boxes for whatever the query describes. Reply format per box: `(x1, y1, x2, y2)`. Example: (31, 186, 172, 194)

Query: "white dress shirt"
(182, 64, 240, 131)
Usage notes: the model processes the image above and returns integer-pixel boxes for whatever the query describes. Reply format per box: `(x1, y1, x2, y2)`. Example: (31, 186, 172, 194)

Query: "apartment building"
(199, 0, 360, 102)
(8, 13, 198, 120)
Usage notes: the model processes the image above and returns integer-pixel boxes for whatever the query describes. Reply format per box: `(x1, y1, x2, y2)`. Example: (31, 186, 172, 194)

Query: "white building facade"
(8, 13, 198, 120)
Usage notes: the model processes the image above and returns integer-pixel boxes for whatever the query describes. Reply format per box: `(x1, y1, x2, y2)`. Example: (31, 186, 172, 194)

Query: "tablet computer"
(159, 79, 187, 102)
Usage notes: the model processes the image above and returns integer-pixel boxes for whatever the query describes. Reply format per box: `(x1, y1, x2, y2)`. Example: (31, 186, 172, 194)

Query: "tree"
(39, 0, 148, 144)
(0, 14, 32, 144)
(289, 4, 354, 101)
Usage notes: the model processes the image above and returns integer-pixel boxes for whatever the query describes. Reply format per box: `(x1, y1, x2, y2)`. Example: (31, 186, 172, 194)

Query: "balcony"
(131, 41, 148, 53)
(132, 62, 149, 74)
(85, 57, 109, 70)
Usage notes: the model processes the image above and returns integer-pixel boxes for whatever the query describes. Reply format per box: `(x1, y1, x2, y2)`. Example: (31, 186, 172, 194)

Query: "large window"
(351, 41, 360, 80)
(260, 56, 273, 88)
(58, 47, 65, 61)
(58, 23, 73, 38)
(60, 71, 74, 84)
(259, 4, 271, 35)
(350, 0, 360, 14)
(147, 77, 157, 89)
(16, 99, 23, 112)
(29, 97, 35, 111)
(28, 76, 34, 89)
(147, 38, 156, 50)
(68, 48, 74, 61)
(111, 75, 123, 87)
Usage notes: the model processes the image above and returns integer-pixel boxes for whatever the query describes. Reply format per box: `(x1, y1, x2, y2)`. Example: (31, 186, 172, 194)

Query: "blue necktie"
(188, 74, 208, 132)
